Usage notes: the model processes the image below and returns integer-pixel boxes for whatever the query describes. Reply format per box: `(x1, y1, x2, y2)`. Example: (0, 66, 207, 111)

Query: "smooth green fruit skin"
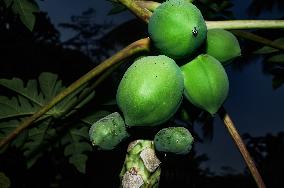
(206, 29, 241, 63)
(89, 112, 129, 150)
(154, 127, 194, 155)
(116, 55, 184, 127)
(148, 0, 207, 59)
(181, 54, 229, 115)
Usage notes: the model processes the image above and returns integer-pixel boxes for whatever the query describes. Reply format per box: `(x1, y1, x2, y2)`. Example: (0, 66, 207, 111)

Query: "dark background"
(0, 0, 283, 187)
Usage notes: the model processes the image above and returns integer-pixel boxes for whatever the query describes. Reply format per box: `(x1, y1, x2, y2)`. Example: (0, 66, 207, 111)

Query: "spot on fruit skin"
(148, 0, 207, 59)
(192, 27, 198, 37)
(181, 54, 229, 115)
(116, 55, 184, 127)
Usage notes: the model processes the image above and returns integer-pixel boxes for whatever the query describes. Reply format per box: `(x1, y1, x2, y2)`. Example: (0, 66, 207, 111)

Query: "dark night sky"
(38, 0, 284, 174)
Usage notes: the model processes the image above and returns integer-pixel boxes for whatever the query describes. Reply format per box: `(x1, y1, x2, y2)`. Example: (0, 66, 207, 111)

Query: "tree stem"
(0, 38, 150, 149)
(206, 20, 284, 29)
(218, 107, 266, 188)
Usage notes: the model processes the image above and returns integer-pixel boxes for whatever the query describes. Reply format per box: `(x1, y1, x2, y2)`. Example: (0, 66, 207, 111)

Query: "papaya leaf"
(267, 54, 284, 64)
(22, 117, 56, 168)
(62, 125, 92, 173)
(81, 110, 111, 125)
(272, 76, 284, 90)
(75, 89, 96, 109)
(0, 78, 44, 106)
(108, 1, 126, 15)
(254, 38, 284, 54)
(61, 110, 111, 173)
(0, 72, 100, 172)
(62, 88, 96, 118)
(11, 0, 39, 31)
(0, 120, 28, 148)
(0, 172, 11, 188)
(69, 154, 89, 173)
(0, 96, 38, 120)
(0, 72, 81, 120)
(3, 0, 13, 7)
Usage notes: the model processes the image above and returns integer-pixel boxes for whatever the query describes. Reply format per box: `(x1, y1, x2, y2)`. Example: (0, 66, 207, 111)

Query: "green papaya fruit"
(116, 55, 184, 127)
(154, 127, 194, 155)
(206, 29, 241, 63)
(148, 0, 207, 59)
(181, 54, 229, 115)
(89, 112, 129, 150)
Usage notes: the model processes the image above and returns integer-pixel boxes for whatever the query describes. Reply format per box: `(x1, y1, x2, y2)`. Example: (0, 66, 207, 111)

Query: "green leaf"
(62, 126, 92, 173)
(0, 73, 96, 170)
(0, 78, 44, 107)
(81, 110, 111, 125)
(69, 154, 89, 173)
(108, 1, 126, 15)
(3, 0, 13, 7)
(0, 118, 55, 168)
(22, 118, 55, 168)
(0, 96, 38, 119)
(75, 90, 95, 109)
(12, 0, 39, 31)
(272, 76, 284, 90)
(254, 38, 284, 54)
(0, 172, 11, 188)
(0, 120, 28, 148)
(62, 110, 112, 173)
(0, 72, 80, 119)
(267, 54, 284, 64)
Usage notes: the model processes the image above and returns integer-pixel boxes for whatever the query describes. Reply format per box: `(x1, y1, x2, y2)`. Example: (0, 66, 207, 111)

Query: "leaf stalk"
(0, 38, 150, 149)
(218, 107, 266, 188)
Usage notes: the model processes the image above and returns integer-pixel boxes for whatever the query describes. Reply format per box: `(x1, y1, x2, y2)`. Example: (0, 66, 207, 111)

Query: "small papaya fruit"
(181, 54, 229, 115)
(148, 0, 207, 59)
(89, 112, 129, 150)
(154, 127, 194, 155)
(116, 55, 184, 127)
(206, 29, 241, 63)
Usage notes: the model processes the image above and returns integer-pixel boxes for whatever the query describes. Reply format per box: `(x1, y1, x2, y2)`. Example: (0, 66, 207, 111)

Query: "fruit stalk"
(0, 38, 151, 149)
(121, 0, 284, 30)
(218, 107, 266, 188)
(118, 0, 152, 22)
(135, 0, 194, 12)
(206, 20, 284, 29)
(135, 1, 160, 12)
(231, 30, 284, 51)
(120, 140, 161, 188)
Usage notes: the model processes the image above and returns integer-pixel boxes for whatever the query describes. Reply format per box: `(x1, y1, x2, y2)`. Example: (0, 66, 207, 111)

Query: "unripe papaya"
(206, 29, 241, 63)
(89, 112, 129, 150)
(181, 54, 229, 115)
(148, 0, 207, 59)
(116, 55, 184, 127)
(154, 127, 194, 155)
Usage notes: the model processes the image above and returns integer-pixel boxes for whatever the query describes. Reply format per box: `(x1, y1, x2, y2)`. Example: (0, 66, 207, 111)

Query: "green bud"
(89, 112, 129, 150)
(154, 127, 194, 155)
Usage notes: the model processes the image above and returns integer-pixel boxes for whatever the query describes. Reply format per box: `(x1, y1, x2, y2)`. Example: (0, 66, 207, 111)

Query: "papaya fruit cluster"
(89, 0, 241, 155)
